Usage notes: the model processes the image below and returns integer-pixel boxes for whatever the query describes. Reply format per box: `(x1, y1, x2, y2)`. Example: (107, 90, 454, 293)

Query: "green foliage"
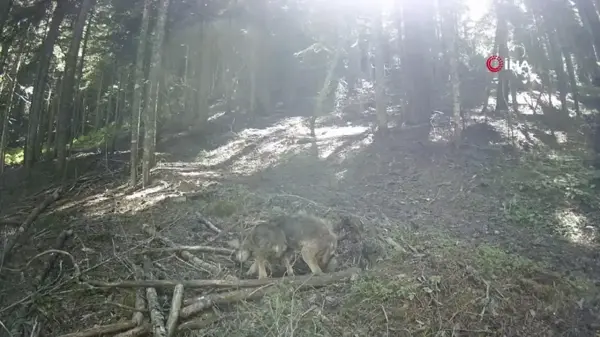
(3, 147, 24, 165)
(497, 151, 600, 233)
(71, 124, 119, 150)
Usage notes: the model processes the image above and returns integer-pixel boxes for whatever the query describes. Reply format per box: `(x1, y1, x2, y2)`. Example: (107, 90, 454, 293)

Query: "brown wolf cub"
(228, 222, 288, 279)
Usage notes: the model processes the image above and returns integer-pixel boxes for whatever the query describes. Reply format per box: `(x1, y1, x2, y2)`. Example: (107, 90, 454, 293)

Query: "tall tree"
(142, 0, 171, 186)
(55, 0, 97, 175)
(130, 0, 152, 186)
(24, 0, 67, 170)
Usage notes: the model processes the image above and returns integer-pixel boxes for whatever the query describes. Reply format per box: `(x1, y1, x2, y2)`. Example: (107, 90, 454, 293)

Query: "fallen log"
(1, 187, 62, 266)
(138, 245, 234, 256)
(166, 284, 184, 337)
(113, 324, 151, 337)
(85, 267, 361, 290)
(57, 321, 136, 337)
(143, 255, 167, 337)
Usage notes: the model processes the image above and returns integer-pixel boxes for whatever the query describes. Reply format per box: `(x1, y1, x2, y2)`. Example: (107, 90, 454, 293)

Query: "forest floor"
(2, 103, 600, 336)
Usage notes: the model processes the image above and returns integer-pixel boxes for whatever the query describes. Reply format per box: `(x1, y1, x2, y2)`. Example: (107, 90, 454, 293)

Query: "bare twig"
(138, 245, 234, 256)
(180, 268, 361, 319)
(36, 229, 74, 285)
(143, 255, 167, 337)
(113, 324, 151, 337)
(181, 285, 272, 319)
(24, 249, 81, 281)
(131, 264, 146, 326)
(177, 313, 220, 331)
(57, 321, 136, 337)
(1, 187, 62, 268)
(195, 211, 222, 234)
(141, 224, 223, 276)
(85, 267, 361, 289)
(166, 284, 184, 337)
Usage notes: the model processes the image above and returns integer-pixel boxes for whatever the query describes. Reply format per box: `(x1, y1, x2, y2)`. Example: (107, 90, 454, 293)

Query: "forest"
(1, 0, 600, 335)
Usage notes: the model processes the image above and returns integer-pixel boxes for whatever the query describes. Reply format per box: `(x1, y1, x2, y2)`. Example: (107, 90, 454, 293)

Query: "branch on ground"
(141, 224, 224, 276)
(143, 255, 167, 337)
(85, 267, 361, 289)
(1, 187, 62, 266)
(180, 267, 360, 319)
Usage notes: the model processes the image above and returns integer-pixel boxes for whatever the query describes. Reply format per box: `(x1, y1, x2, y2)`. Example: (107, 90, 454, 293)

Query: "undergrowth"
(493, 149, 600, 239)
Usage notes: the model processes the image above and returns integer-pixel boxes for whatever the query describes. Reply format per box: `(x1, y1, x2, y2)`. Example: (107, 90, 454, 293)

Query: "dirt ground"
(1, 109, 600, 336)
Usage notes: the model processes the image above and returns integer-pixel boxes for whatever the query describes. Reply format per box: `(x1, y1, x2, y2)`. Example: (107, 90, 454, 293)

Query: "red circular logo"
(486, 56, 504, 72)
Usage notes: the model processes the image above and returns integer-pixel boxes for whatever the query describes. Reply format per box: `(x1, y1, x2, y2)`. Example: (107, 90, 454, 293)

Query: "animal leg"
(301, 246, 323, 275)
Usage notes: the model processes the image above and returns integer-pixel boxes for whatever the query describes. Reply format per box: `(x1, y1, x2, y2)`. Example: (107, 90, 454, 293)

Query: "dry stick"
(57, 321, 137, 337)
(11, 230, 74, 336)
(180, 267, 360, 319)
(114, 324, 151, 337)
(177, 313, 220, 332)
(138, 245, 234, 256)
(180, 286, 272, 320)
(1, 187, 62, 267)
(37, 229, 74, 284)
(143, 255, 167, 337)
(195, 211, 222, 234)
(86, 267, 361, 289)
(166, 284, 184, 337)
(131, 264, 146, 326)
(141, 224, 222, 276)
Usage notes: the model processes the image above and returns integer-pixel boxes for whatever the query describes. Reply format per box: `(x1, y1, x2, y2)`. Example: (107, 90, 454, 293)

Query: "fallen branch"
(166, 284, 184, 337)
(1, 187, 62, 267)
(10, 231, 76, 336)
(180, 285, 272, 319)
(138, 245, 234, 256)
(58, 321, 136, 337)
(141, 224, 223, 276)
(144, 255, 167, 337)
(177, 313, 220, 331)
(113, 324, 151, 337)
(37, 229, 74, 285)
(195, 211, 221, 234)
(180, 267, 360, 319)
(131, 264, 146, 326)
(85, 267, 361, 289)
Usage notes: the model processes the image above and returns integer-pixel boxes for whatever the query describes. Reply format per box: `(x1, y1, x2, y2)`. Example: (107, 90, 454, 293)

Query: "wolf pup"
(228, 222, 288, 279)
(273, 211, 338, 276)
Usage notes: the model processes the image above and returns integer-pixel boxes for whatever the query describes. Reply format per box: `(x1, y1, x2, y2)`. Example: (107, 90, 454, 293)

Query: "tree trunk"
(55, 0, 97, 175)
(74, 7, 94, 139)
(94, 69, 105, 130)
(111, 69, 124, 154)
(446, 7, 461, 144)
(24, 0, 67, 171)
(0, 0, 14, 52)
(402, 0, 434, 133)
(0, 49, 21, 174)
(374, 12, 388, 132)
(494, 1, 509, 112)
(45, 75, 61, 160)
(574, 0, 600, 61)
(130, 0, 152, 187)
(142, 0, 170, 186)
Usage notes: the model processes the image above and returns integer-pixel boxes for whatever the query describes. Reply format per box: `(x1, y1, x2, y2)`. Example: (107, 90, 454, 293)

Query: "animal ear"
(227, 239, 241, 249)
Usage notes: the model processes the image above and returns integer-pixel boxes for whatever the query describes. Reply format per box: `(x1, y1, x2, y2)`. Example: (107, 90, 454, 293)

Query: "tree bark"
(24, 0, 67, 171)
(56, 0, 97, 175)
(130, 0, 152, 187)
(142, 0, 171, 186)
